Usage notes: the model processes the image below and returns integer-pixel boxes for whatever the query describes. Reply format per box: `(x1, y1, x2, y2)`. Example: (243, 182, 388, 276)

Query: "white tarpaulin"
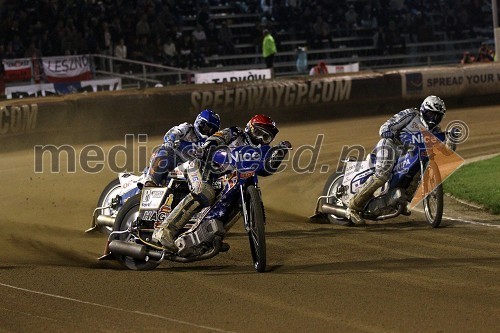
(326, 62, 359, 74)
(194, 69, 272, 84)
(5, 78, 121, 99)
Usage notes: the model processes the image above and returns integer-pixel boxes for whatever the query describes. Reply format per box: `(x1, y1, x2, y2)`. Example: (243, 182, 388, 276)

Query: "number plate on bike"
(140, 187, 168, 210)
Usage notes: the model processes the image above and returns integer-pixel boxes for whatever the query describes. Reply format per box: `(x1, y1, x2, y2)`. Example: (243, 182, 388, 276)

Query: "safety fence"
(1, 62, 499, 152)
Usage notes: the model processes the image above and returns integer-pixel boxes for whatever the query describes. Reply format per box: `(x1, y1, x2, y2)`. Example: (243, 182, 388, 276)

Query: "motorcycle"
(98, 144, 278, 272)
(87, 140, 202, 235)
(312, 121, 455, 228)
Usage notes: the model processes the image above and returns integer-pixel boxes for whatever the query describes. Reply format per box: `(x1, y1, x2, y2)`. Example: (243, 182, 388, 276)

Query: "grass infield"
(444, 155, 500, 214)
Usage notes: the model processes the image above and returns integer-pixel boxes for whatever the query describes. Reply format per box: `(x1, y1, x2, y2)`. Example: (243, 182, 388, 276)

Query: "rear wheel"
(246, 186, 266, 273)
(423, 161, 444, 228)
(112, 194, 161, 270)
(322, 172, 353, 226)
(96, 178, 122, 235)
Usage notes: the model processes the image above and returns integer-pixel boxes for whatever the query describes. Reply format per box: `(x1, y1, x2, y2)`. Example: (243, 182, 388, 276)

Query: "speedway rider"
(347, 95, 450, 225)
(152, 114, 292, 251)
(143, 109, 221, 187)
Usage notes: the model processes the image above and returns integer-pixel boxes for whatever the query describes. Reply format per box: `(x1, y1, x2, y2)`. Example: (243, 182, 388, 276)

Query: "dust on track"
(1, 105, 499, 332)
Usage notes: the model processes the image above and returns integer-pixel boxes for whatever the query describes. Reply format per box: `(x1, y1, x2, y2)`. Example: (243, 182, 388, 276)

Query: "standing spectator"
(25, 41, 42, 59)
(461, 51, 475, 64)
(196, 3, 211, 31)
(114, 37, 128, 73)
(115, 38, 127, 60)
(171, 25, 184, 45)
(262, 29, 277, 69)
(251, 21, 264, 55)
(261, 0, 273, 20)
(312, 16, 331, 49)
(360, 4, 377, 29)
(110, 17, 123, 39)
(309, 60, 328, 76)
(99, 22, 113, 54)
(163, 36, 177, 66)
(219, 21, 235, 54)
(477, 43, 494, 62)
(151, 15, 167, 40)
(152, 37, 165, 63)
(192, 24, 207, 46)
(205, 21, 219, 56)
(4, 43, 16, 59)
(136, 14, 150, 38)
(192, 37, 207, 69)
(140, 36, 155, 63)
(373, 26, 387, 55)
(178, 34, 194, 69)
(296, 46, 308, 74)
(98, 22, 113, 70)
(345, 4, 358, 35)
(39, 29, 56, 56)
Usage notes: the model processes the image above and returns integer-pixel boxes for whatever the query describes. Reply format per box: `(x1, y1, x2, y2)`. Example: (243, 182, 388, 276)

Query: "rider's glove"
(278, 140, 292, 149)
(381, 131, 394, 139)
(193, 145, 205, 159)
(163, 140, 175, 149)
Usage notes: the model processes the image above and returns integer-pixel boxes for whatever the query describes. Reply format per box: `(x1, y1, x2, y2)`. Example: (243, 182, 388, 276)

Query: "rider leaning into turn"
(347, 95, 449, 225)
(152, 114, 292, 251)
(143, 109, 221, 187)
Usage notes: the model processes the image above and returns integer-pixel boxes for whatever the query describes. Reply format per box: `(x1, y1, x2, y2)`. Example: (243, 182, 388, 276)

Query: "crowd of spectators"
(0, 0, 495, 72)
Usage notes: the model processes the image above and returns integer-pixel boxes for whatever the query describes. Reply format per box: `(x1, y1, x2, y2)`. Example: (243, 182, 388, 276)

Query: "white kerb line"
(0, 282, 235, 333)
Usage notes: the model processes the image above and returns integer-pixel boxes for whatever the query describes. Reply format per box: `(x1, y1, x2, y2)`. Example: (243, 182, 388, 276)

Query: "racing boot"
(402, 202, 412, 216)
(403, 173, 421, 216)
(152, 193, 201, 251)
(348, 174, 387, 225)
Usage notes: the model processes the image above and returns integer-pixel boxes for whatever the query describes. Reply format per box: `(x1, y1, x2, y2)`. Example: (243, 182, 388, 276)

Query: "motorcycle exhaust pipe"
(108, 240, 163, 261)
(96, 215, 115, 228)
(320, 204, 348, 218)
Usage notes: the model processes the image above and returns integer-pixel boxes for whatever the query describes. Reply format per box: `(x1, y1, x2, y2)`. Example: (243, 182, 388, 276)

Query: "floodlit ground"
(1, 105, 499, 332)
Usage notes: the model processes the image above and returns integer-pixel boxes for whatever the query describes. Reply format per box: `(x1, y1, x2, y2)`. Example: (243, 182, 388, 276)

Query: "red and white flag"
(2, 58, 32, 82)
(42, 55, 92, 83)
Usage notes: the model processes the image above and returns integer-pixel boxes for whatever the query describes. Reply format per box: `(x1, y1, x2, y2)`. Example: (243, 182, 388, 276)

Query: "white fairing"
(342, 158, 375, 202)
(341, 153, 394, 204)
(118, 173, 143, 194)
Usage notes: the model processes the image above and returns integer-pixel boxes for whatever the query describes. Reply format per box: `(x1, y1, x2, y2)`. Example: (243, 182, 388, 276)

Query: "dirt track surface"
(1, 105, 499, 332)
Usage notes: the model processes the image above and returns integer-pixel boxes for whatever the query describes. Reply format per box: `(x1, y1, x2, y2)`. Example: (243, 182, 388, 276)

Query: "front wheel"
(322, 172, 353, 226)
(423, 161, 444, 228)
(245, 186, 266, 273)
(112, 194, 161, 270)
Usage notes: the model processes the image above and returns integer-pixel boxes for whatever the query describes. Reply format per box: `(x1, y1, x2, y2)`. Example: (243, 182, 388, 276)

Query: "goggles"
(198, 120, 218, 136)
(251, 125, 274, 145)
(423, 111, 444, 127)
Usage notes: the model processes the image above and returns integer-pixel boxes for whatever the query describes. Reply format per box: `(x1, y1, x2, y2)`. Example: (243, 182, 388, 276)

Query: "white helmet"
(420, 95, 446, 130)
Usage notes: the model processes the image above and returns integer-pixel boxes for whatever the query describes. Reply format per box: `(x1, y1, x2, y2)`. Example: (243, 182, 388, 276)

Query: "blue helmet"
(194, 109, 221, 139)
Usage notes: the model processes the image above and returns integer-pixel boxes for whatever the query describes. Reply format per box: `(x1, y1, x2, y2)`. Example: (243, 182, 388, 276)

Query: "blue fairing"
(212, 145, 272, 173)
(389, 131, 446, 188)
(175, 140, 203, 160)
(203, 145, 272, 221)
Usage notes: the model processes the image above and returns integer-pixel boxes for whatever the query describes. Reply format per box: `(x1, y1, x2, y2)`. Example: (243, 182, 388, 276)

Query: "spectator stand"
(0, 0, 496, 93)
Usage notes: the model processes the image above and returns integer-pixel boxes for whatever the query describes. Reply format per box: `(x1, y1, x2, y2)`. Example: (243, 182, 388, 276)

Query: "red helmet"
(245, 114, 279, 145)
